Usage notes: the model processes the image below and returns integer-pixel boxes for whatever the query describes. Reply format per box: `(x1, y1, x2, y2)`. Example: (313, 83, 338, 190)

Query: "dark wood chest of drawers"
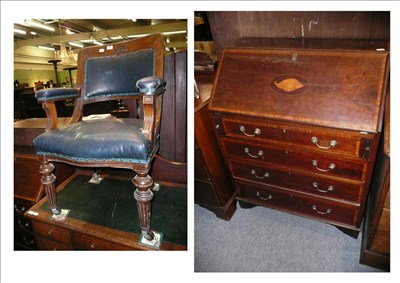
(24, 173, 187, 250)
(14, 118, 75, 250)
(208, 38, 389, 236)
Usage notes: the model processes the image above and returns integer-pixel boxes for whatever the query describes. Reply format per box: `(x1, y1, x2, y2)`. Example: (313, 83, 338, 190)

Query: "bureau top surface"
(209, 39, 389, 133)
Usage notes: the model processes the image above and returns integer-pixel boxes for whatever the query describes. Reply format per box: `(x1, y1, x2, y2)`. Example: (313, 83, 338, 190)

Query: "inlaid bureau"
(208, 38, 389, 237)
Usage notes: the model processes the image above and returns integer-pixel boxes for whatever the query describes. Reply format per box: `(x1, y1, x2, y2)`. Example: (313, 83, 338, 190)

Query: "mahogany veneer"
(208, 38, 389, 237)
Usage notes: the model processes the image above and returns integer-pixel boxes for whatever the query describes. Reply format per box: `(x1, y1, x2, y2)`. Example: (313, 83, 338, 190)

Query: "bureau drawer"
(236, 181, 359, 227)
(221, 116, 363, 157)
(33, 221, 71, 244)
(14, 229, 37, 250)
(15, 214, 34, 232)
(229, 160, 362, 203)
(222, 138, 365, 180)
(14, 199, 35, 217)
(73, 232, 130, 250)
(35, 236, 73, 250)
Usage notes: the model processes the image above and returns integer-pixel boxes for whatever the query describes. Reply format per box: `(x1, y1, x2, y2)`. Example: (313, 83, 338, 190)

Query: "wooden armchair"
(32, 34, 166, 243)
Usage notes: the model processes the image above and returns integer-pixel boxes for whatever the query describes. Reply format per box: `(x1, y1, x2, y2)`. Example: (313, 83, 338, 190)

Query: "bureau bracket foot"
(334, 225, 359, 239)
(238, 200, 257, 209)
(138, 230, 163, 249)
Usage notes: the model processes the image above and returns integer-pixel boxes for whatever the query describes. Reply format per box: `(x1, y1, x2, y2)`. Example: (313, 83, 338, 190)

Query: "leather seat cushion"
(33, 119, 152, 164)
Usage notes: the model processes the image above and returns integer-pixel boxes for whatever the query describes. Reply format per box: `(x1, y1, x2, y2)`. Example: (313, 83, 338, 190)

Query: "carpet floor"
(195, 204, 383, 272)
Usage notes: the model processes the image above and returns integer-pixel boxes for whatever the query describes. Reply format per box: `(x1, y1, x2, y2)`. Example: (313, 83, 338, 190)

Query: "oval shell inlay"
(270, 74, 309, 95)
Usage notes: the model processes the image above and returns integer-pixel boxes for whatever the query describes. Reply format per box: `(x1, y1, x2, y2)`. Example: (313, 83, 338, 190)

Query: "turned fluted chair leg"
(133, 169, 154, 241)
(39, 157, 60, 215)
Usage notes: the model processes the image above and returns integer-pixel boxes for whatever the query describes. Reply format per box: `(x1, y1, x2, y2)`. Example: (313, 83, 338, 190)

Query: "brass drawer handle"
(240, 125, 261, 137)
(311, 160, 335, 172)
(244, 147, 264, 159)
(251, 169, 270, 179)
(23, 236, 35, 246)
(47, 229, 54, 236)
(14, 205, 26, 214)
(311, 137, 337, 149)
(256, 191, 272, 200)
(17, 219, 30, 230)
(312, 205, 332, 215)
(312, 182, 334, 193)
(90, 243, 96, 249)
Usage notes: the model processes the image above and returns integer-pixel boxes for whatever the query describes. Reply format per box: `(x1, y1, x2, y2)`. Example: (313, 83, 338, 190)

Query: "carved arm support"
(35, 88, 80, 131)
(136, 76, 166, 142)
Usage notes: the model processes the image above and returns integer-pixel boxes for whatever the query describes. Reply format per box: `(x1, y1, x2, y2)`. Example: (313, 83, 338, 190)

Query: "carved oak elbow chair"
(33, 34, 166, 241)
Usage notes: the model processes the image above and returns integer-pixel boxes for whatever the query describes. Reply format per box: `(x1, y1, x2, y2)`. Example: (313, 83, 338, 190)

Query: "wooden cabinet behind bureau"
(208, 38, 389, 236)
(194, 68, 236, 220)
(360, 90, 390, 270)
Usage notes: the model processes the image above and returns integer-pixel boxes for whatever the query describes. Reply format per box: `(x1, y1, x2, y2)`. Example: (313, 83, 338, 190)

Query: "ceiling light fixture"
(66, 28, 75, 35)
(69, 42, 84, 48)
(162, 30, 186, 35)
(14, 28, 26, 35)
(126, 34, 150, 38)
(92, 40, 104, 46)
(54, 23, 75, 65)
(110, 36, 123, 40)
(25, 20, 55, 32)
(38, 46, 55, 51)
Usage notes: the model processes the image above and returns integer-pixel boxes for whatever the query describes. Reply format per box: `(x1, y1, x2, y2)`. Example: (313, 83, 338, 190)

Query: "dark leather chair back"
(71, 34, 165, 119)
(83, 48, 155, 100)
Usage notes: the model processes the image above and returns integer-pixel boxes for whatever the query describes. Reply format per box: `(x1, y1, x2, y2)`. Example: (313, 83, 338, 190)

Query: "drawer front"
(14, 230, 37, 250)
(229, 160, 362, 203)
(222, 116, 362, 157)
(223, 138, 365, 180)
(236, 181, 358, 227)
(14, 200, 35, 217)
(35, 236, 73, 250)
(33, 221, 71, 244)
(73, 233, 130, 250)
(14, 215, 34, 232)
(14, 156, 42, 200)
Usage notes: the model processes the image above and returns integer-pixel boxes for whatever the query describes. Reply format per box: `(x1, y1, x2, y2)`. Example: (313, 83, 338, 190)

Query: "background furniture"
(207, 11, 389, 57)
(194, 52, 236, 220)
(360, 90, 390, 270)
(14, 118, 75, 250)
(208, 38, 389, 237)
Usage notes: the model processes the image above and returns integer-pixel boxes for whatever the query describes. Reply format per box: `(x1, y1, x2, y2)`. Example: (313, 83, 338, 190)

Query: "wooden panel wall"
(152, 50, 187, 184)
(160, 51, 187, 163)
(207, 11, 390, 57)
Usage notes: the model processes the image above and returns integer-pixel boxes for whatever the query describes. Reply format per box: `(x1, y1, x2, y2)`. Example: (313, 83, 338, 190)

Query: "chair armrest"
(35, 88, 80, 102)
(136, 76, 166, 95)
